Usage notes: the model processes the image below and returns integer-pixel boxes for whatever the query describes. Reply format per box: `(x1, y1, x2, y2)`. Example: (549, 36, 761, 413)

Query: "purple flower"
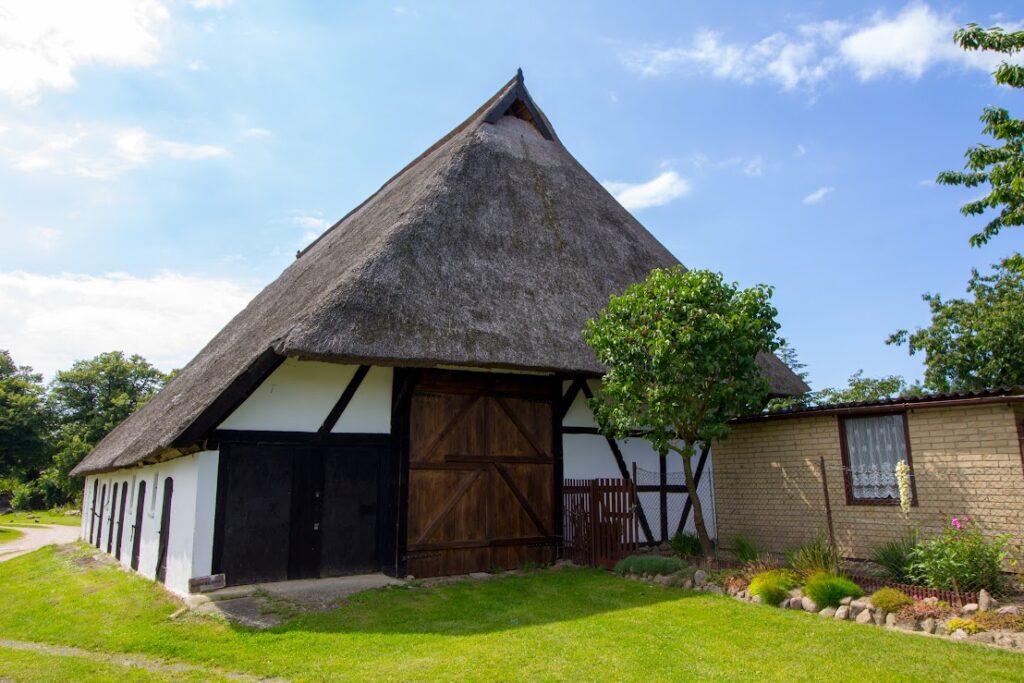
(951, 517, 963, 530)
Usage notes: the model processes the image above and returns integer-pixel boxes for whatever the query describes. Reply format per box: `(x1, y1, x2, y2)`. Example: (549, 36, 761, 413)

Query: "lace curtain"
(844, 414, 906, 499)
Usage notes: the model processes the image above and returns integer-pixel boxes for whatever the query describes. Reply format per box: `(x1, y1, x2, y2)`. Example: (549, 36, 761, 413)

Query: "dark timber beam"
(678, 444, 710, 536)
(319, 365, 370, 435)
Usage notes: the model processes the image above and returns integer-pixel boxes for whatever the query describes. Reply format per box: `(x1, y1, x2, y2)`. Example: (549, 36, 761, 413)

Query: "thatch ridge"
(72, 73, 807, 476)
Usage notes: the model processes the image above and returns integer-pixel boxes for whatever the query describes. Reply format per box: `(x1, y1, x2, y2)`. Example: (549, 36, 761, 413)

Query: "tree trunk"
(680, 446, 713, 558)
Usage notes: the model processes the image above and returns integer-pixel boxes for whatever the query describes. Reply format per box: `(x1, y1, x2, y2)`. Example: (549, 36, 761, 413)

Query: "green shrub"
(614, 555, 683, 577)
(748, 569, 799, 606)
(869, 531, 919, 583)
(670, 530, 703, 557)
(803, 572, 864, 608)
(947, 617, 985, 635)
(909, 518, 1009, 592)
(730, 535, 761, 564)
(869, 587, 914, 613)
(786, 533, 838, 577)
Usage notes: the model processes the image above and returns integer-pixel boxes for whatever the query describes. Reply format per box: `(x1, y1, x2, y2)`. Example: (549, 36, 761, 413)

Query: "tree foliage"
(937, 24, 1024, 246)
(583, 266, 781, 554)
(814, 370, 909, 404)
(0, 351, 50, 481)
(888, 254, 1024, 391)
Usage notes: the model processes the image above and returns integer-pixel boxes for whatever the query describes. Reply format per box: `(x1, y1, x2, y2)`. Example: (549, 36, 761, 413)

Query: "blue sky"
(1, 1, 1021, 388)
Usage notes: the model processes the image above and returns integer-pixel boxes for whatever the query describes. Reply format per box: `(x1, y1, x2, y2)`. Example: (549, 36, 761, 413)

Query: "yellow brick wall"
(712, 403, 1024, 559)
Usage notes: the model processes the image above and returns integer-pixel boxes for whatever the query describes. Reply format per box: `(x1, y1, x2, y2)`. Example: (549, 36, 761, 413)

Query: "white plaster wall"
(78, 452, 217, 597)
(218, 359, 392, 434)
(560, 379, 716, 541)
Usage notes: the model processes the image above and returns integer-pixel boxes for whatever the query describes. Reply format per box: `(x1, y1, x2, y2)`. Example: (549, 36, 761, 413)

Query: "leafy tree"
(888, 254, 1024, 391)
(583, 267, 781, 556)
(766, 342, 811, 411)
(814, 370, 909, 404)
(48, 351, 167, 446)
(0, 351, 50, 481)
(937, 24, 1024, 246)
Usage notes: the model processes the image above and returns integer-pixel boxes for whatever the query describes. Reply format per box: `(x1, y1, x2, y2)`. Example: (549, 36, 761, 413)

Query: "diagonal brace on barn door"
(493, 463, 551, 537)
(413, 468, 484, 546)
(319, 365, 370, 435)
(575, 381, 656, 545)
(419, 393, 485, 458)
(493, 396, 551, 457)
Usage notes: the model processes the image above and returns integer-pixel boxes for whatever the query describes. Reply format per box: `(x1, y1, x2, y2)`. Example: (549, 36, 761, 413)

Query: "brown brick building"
(712, 389, 1024, 559)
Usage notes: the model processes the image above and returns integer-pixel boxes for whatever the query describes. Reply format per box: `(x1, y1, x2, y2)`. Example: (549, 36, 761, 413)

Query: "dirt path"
(0, 524, 81, 563)
(0, 638, 285, 682)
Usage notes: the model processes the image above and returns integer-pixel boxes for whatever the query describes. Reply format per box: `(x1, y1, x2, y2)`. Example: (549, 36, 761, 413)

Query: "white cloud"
(0, 122, 228, 179)
(795, 143, 807, 157)
(802, 186, 832, 204)
(242, 127, 271, 139)
(743, 157, 764, 177)
(603, 171, 692, 210)
(185, 59, 209, 71)
(21, 227, 63, 250)
(189, 0, 234, 8)
(287, 211, 330, 231)
(623, 3, 1020, 91)
(0, 270, 255, 378)
(0, 0, 169, 104)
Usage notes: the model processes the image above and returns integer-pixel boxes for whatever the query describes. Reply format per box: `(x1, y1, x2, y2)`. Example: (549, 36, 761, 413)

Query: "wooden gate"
(406, 370, 556, 576)
(561, 478, 639, 569)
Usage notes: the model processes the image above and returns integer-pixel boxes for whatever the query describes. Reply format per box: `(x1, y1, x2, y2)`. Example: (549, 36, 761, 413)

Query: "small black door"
(130, 481, 146, 571)
(96, 484, 106, 549)
(89, 480, 99, 545)
(155, 478, 174, 584)
(107, 482, 118, 553)
(320, 445, 378, 575)
(115, 482, 128, 560)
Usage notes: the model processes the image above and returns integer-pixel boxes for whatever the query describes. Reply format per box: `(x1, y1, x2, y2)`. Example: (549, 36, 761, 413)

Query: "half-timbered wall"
(560, 379, 717, 543)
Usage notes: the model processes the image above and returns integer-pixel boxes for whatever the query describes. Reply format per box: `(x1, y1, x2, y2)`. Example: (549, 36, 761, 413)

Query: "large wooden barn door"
(406, 371, 556, 576)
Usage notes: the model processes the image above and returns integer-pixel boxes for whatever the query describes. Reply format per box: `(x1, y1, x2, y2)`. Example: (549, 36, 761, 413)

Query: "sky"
(1, 1, 1022, 390)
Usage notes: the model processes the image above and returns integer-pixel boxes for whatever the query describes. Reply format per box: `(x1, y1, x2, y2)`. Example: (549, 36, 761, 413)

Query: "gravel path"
(0, 524, 81, 563)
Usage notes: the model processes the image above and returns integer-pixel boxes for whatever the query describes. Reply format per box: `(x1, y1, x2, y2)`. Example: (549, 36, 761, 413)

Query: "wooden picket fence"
(561, 478, 640, 569)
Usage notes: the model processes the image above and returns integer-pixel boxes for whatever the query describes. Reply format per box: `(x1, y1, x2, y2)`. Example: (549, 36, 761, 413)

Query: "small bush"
(748, 569, 799, 606)
(909, 518, 1009, 592)
(947, 617, 985, 635)
(869, 587, 914, 613)
(803, 572, 864, 608)
(670, 530, 703, 557)
(730, 535, 761, 564)
(898, 600, 952, 621)
(614, 555, 683, 577)
(869, 531, 919, 584)
(786, 533, 838, 577)
(974, 610, 1024, 632)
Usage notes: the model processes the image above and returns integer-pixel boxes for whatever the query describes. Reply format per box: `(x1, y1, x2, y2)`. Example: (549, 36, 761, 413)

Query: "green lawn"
(0, 510, 81, 527)
(0, 545, 1021, 682)
(0, 527, 25, 544)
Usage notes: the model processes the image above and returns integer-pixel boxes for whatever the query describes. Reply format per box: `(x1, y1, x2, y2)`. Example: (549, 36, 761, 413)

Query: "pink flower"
(951, 517, 963, 530)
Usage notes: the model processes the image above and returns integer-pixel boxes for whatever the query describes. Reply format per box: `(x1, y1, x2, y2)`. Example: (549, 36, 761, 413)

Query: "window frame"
(837, 411, 918, 507)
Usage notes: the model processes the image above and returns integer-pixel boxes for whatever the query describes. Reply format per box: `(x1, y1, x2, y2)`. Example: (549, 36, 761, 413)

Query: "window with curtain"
(841, 414, 910, 502)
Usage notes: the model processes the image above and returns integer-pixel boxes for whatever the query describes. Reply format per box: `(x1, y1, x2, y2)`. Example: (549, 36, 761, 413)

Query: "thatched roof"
(73, 71, 808, 476)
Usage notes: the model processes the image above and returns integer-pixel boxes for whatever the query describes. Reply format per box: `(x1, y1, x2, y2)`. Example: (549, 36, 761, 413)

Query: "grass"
(0, 545, 1021, 682)
(0, 510, 81, 527)
(0, 527, 25, 545)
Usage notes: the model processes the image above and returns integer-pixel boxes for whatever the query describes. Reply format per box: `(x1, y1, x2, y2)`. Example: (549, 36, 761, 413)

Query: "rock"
(962, 603, 979, 615)
(469, 572, 491, 581)
(951, 629, 968, 641)
(693, 570, 707, 586)
(751, 595, 762, 604)
(855, 610, 873, 624)
(968, 631, 994, 644)
(819, 607, 836, 618)
(885, 613, 898, 628)
(995, 634, 1017, 649)
(834, 606, 850, 620)
(778, 599, 789, 609)
(405, 575, 415, 580)
(997, 606, 1020, 615)
(978, 589, 993, 612)
(840, 597, 853, 606)
(790, 588, 804, 599)
(921, 617, 936, 634)
(682, 579, 694, 590)
(1015, 634, 1024, 650)
(895, 617, 921, 632)
(802, 597, 818, 613)
(873, 609, 887, 626)
(789, 598, 803, 610)
(922, 596, 938, 605)
(654, 575, 671, 586)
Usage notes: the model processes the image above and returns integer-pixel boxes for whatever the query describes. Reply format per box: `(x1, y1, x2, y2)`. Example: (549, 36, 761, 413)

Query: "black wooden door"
(107, 482, 118, 553)
(130, 481, 146, 571)
(217, 444, 294, 585)
(320, 445, 378, 575)
(96, 484, 106, 549)
(115, 482, 128, 560)
(287, 447, 323, 580)
(155, 477, 174, 584)
(89, 480, 99, 545)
